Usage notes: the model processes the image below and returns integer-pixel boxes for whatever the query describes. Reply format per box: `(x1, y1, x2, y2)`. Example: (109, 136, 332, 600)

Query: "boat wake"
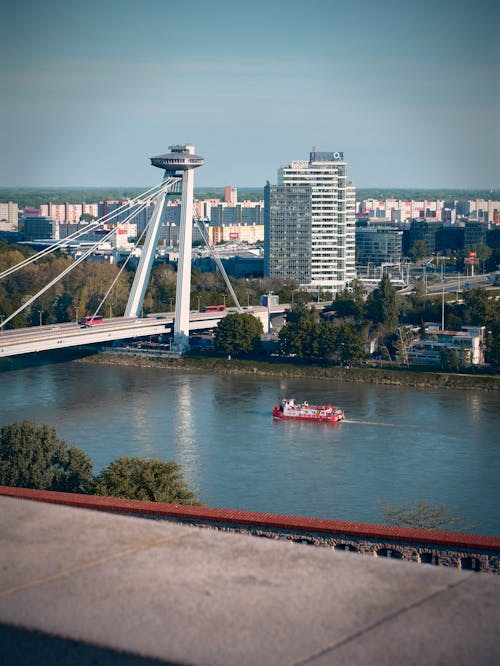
(343, 419, 419, 428)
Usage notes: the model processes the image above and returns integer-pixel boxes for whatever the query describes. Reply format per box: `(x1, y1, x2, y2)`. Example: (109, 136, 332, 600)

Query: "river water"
(1, 359, 499, 534)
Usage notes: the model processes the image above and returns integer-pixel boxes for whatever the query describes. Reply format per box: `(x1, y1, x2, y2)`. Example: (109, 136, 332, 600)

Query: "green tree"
(408, 240, 429, 261)
(365, 273, 400, 330)
(379, 500, 476, 531)
(335, 323, 367, 364)
(332, 288, 361, 319)
(439, 345, 470, 372)
(0, 421, 93, 493)
(214, 312, 263, 356)
(91, 457, 201, 504)
(467, 244, 492, 273)
(278, 305, 322, 358)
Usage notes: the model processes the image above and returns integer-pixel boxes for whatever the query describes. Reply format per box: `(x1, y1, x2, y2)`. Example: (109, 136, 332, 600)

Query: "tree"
(91, 457, 201, 505)
(214, 313, 263, 356)
(332, 288, 360, 319)
(439, 345, 470, 372)
(0, 422, 200, 505)
(335, 323, 367, 364)
(365, 273, 400, 330)
(0, 421, 93, 493)
(278, 306, 321, 358)
(467, 244, 492, 274)
(394, 326, 417, 366)
(379, 500, 476, 531)
(409, 240, 429, 261)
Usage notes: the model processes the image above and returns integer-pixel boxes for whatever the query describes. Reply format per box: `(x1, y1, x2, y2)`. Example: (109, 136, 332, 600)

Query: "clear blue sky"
(2, 0, 499, 189)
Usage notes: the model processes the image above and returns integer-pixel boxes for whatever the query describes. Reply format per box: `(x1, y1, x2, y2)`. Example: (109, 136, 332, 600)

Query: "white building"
(407, 326, 485, 366)
(0, 202, 19, 231)
(264, 150, 356, 294)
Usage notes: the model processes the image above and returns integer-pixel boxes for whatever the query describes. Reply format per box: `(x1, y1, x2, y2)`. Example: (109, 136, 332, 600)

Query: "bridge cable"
(89, 212, 154, 322)
(0, 179, 173, 280)
(0, 182, 175, 329)
(193, 211, 242, 312)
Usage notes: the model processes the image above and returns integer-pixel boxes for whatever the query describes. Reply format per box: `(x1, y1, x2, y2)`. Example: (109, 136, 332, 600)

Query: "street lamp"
(0, 314, 4, 335)
(169, 297, 173, 312)
(197, 295, 201, 311)
(39, 310, 42, 327)
(75, 307, 79, 324)
(438, 256, 449, 331)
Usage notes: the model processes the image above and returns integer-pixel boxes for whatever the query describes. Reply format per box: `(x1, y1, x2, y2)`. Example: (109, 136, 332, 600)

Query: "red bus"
(79, 315, 104, 326)
(201, 305, 226, 313)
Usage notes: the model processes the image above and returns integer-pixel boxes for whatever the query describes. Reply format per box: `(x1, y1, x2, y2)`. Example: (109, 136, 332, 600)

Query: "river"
(1, 359, 499, 534)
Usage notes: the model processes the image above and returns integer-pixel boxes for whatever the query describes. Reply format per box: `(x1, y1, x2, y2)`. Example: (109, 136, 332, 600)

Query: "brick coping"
(1, 485, 499, 552)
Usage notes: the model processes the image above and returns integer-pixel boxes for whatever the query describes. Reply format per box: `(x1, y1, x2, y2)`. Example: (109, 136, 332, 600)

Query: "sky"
(1, 0, 499, 189)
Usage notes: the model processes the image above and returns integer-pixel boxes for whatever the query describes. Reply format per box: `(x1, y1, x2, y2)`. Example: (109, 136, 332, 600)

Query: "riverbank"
(77, 350, 500, 391)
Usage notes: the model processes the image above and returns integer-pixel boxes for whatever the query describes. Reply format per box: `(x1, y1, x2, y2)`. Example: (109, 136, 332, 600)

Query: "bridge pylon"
(125, 144, 204, 351)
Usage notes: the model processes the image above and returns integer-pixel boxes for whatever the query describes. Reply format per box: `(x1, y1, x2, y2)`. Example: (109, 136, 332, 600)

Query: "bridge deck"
(0, 306, 290, 358)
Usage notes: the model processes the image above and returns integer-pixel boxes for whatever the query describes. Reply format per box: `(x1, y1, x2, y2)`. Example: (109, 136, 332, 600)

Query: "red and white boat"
(273, 398, 344, 423)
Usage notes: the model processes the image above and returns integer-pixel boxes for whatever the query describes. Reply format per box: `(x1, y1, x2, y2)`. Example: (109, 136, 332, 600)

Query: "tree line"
(0, 242, 311, 326)
(214, 275, 500, 371)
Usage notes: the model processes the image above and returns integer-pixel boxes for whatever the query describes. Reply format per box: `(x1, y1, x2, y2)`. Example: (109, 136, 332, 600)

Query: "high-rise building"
(264, 150, 356, 293)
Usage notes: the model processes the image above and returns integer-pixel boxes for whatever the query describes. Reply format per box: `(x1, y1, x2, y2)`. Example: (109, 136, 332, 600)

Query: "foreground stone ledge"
(1, 486, 499, 573)
(1, 493, 500, 666)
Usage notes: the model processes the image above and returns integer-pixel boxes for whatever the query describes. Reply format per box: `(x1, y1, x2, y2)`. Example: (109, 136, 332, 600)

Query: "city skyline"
(2, 0, 499, 189)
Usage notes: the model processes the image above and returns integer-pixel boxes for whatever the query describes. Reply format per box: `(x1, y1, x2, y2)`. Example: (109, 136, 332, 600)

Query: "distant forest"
(1, 187, 499, 209)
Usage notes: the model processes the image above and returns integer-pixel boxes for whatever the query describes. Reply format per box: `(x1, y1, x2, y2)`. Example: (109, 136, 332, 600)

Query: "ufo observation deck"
(150, 145, 204, 174)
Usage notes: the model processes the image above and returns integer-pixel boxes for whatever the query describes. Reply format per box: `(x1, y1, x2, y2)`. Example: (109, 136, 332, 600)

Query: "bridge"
(0, 144, 278, 358)
(0, 305, 289, 358)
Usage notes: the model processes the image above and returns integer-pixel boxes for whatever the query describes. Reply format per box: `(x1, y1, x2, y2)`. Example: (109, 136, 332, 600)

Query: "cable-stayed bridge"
(0, 144, 268, 359)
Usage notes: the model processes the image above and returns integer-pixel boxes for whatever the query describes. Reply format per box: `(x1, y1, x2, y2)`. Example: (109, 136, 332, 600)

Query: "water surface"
(1, 361, 498, 534)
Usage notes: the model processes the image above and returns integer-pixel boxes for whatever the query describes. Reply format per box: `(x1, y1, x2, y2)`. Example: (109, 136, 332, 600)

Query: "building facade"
(22, 215, 57, 240)
(355, 226, 403, 266)
(0, 202, 19, 231)
(264, 151, 356, 294)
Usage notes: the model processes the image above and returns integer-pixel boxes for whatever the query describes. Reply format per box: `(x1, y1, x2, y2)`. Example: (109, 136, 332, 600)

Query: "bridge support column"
(173, 147, 196, 352)
(124, 145, 203, 350)
(124, 186, 170, 318)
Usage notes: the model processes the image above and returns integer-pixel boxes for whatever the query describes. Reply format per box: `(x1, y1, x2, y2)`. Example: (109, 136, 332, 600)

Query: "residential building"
(209, 202, 263, 227)
(0, 202, 19, 231)
(264, 150, 356, 294)
(224, 185, 237, 204)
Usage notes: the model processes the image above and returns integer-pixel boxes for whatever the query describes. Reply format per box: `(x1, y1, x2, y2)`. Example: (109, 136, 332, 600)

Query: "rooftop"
(1, 490, 499, 665)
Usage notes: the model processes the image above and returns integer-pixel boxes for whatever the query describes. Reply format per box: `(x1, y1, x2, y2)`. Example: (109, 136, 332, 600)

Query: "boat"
(273, 398, 344, 423)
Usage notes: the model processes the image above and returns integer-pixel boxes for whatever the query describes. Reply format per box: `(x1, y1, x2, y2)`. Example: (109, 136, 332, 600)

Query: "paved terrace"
(1, 488, 500, 666)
